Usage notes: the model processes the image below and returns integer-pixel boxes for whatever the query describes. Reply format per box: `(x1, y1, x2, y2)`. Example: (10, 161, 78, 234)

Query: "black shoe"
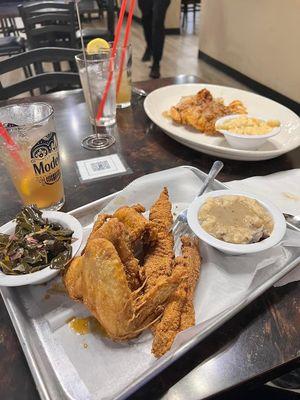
(141, 48, 151, 62)
(149, 64, 160, 79)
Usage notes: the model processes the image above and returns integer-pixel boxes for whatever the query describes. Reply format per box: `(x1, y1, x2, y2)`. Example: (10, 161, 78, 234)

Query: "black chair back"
(0, 47, 81, 100)
(18, 2, 77, 49)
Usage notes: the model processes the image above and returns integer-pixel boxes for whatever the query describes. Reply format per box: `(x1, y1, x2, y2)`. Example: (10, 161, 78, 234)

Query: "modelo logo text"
(31, 132, 61, 185)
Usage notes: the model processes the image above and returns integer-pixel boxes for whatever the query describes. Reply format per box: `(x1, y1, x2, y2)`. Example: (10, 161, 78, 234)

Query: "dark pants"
(138, 0, 171, 65)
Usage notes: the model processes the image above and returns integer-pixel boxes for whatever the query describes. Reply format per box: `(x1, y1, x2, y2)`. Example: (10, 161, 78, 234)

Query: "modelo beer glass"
(0, 103, 65, 210)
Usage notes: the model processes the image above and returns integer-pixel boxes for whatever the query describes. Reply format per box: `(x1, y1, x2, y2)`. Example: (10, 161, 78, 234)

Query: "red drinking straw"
(0, 122, 25, 167)
(116, 0, 136, 94)
(96, 0, 133, 121)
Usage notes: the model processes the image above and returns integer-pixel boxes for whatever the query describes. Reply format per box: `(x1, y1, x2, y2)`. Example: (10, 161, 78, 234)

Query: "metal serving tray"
(1, 166, 300, 400)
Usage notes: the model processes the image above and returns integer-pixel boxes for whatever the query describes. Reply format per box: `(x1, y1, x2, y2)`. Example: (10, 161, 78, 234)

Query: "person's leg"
(150, 0, 170, 78)
(138, 0, 153, 61)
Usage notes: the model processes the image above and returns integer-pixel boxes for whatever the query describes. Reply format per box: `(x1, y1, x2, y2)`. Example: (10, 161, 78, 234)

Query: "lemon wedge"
(86, 38, 110, 55)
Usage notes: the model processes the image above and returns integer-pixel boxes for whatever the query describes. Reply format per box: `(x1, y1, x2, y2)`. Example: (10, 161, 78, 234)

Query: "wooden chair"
(0, 47, 81, 100)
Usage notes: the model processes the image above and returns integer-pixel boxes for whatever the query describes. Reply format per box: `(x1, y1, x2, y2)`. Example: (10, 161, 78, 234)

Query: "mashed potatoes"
(198, 195, 274, 244)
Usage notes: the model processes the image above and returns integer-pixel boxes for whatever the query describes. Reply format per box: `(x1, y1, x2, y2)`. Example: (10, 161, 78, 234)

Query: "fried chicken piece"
(113, 204, 157, 253)
(142, 188, 174, 289)
(91, 213, 111, 236)
(64, 256, 84, 301)
(79, 238, 179, 341)
(168, 88, 247, 135)
(152, 236, 201, 357)
(88, 218, 141, 290)
(65, 216, 142, 298)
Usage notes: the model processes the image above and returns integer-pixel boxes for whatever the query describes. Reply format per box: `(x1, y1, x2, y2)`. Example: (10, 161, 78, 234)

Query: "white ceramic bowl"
(216, 115, 281, 150)
(0, 211, 83, 287)
(187, 190, 286, 255)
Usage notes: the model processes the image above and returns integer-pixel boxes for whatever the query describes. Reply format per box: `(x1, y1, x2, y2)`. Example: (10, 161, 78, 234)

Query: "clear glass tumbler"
(0, 103, 65, 211)
(115, 44, 132, 109)
(76, 52, 116, 150)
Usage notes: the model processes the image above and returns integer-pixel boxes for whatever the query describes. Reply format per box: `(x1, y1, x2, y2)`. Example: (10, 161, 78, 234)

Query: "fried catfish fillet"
(168, 88, 247, 135)
(142, 187, 174, 289)
(79, 238, 179, 340)
(152, 236, 201, 357)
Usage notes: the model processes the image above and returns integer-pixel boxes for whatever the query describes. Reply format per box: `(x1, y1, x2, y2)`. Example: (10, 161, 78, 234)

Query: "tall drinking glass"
(75, 52, 116, 150)
(0, 103, 65, 210)
(115, 44, 132, 109)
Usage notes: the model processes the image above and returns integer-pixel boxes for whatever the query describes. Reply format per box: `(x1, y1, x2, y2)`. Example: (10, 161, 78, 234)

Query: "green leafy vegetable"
(0, 205, 74, 275)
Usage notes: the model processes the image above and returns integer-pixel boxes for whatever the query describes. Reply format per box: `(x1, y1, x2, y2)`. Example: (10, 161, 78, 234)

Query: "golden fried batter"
(113, 204, 157, 251)
(64, 256, 83, 301)
(64, 188, 201, 357)
(142, 187, 174, 289)
(168, 88, 247, 135)
(152, 236, 200, 357)
(78, 238, 179, 340)
(88, 218, 141, 290)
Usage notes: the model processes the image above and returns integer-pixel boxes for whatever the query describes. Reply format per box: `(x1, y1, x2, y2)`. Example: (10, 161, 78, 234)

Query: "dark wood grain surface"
(0, 76, 299, 400)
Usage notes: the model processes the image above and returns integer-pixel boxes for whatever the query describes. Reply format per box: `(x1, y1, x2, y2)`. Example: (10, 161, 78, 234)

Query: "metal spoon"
(172, 160, 224, 232)
(284, 213, 300, 232)
(132, 87, 147, 97)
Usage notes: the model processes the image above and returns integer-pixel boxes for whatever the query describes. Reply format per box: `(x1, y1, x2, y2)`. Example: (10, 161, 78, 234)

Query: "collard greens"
(0, 205, 73, 275)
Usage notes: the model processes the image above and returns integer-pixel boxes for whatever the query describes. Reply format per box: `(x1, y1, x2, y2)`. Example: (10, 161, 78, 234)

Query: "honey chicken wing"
(113, 204, 157, 253)
(64, 256, 84, 301)
(79, 238, 179, 340)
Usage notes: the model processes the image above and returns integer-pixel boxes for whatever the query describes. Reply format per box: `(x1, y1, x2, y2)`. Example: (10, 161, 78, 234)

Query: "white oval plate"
(143, 83, 300, 161)
(0, 211, 83, 287)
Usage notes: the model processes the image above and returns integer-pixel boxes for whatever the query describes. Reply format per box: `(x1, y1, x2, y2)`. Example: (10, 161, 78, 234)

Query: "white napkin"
(227, 169, 300, 287)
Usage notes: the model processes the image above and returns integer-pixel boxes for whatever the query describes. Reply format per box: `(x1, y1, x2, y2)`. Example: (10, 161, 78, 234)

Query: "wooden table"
(0, 76, 299, 400)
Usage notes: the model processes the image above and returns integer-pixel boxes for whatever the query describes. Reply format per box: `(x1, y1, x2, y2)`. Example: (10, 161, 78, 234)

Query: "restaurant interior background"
(0, 1, 299, 400)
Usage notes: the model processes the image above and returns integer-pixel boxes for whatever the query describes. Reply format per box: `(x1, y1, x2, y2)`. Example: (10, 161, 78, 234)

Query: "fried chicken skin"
(168, 88, 247, 135)
(76, 237, 179, 341)
(87, 218, 141, 290)
(113, 204, 157, 253)
(152, 236, 201, 357)
(64, 256, 84, 301)
(142, 188, 174, 289)
(64, 188, 201, 357)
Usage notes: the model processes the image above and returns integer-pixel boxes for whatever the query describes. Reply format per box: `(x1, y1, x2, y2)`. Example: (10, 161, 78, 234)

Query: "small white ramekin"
(187, 190, 286, 255)
(216, 115, 281, 150)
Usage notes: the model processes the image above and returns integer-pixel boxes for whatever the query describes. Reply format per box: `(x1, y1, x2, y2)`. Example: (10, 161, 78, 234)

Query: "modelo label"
(30, 132, 61, 185)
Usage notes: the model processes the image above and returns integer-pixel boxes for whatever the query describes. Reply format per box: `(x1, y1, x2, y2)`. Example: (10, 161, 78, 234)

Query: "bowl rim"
(187, 190, 286, 254)
(215, 114, 281, 139)
(0, 211, 83, 287)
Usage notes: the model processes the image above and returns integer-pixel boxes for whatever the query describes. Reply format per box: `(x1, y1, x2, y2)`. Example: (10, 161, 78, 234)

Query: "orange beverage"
(116, 70, 132, 107)
(116, 44, 132, 109)
(0, 103, 65, 211)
